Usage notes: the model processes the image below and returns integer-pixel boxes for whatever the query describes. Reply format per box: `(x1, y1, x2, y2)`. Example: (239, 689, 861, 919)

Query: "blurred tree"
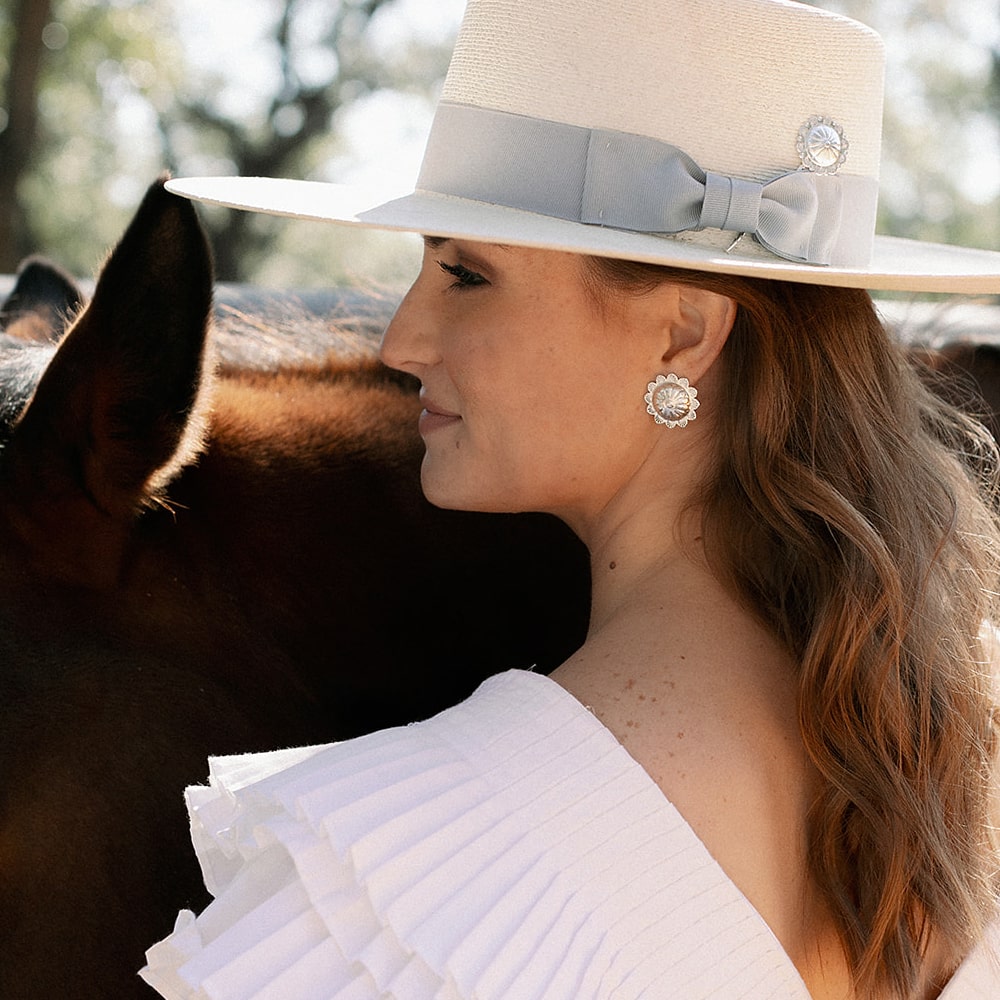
(158, 0, 452, 281)
(0, 0, 53, 270)
(0, 0, 995, 287)
(0, 0, 184, 275)
(0, 0, 453, 284)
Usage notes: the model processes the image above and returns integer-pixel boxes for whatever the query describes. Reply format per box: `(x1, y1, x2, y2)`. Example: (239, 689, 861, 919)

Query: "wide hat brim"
(166, 175, 1000, 294)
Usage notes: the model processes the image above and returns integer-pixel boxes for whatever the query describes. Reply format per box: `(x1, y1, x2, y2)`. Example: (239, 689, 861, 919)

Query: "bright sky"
(172, 0, 465, 193)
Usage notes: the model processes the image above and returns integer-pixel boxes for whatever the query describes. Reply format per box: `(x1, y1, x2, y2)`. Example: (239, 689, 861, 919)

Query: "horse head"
(0, 178, 590, 998)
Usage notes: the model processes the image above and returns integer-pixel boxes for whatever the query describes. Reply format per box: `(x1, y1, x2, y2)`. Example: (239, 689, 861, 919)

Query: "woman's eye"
(437, 259, 488, 289)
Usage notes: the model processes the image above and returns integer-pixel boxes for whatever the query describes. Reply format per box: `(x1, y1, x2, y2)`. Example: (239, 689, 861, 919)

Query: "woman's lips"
(418, 393, 461, 435)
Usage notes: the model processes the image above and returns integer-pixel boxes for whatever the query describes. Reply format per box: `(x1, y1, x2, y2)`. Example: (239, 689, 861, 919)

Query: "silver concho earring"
(645, 373, 699, 428)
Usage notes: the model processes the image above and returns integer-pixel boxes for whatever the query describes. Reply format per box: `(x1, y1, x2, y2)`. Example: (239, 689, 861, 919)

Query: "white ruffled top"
(141, 669, 1000, 999)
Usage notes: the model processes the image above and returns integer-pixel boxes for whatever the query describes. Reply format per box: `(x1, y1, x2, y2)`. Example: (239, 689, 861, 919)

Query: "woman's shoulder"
(550, 625, 847, 992)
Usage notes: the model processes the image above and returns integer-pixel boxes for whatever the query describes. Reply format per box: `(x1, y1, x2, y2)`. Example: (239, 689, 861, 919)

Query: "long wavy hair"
(586, 256, 1000, 997)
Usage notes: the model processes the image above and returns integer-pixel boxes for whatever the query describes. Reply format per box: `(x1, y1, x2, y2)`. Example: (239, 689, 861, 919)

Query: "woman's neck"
(581, 495, 709, 640)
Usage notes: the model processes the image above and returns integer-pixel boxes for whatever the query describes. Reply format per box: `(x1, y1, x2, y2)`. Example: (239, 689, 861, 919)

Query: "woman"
(146, 0, 1000, 996)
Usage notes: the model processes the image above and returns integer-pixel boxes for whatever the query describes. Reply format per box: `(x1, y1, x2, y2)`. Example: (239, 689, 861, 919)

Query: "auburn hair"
(586, 256, 1000, 998)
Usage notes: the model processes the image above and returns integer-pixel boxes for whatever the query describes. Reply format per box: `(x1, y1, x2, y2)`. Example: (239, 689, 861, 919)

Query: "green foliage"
(1, 0, 452, 283)
(2, 0, 185, 274)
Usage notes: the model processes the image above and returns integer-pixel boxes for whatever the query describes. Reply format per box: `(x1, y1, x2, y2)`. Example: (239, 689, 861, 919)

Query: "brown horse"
(0, 180, 590, 998)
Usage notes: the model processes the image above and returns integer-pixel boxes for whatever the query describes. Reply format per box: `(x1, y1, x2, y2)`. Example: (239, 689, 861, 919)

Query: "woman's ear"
(662, 287, 737, 380)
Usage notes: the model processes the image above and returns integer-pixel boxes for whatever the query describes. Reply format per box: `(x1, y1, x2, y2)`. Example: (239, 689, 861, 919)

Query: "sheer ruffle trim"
(141, 670, 811, 999)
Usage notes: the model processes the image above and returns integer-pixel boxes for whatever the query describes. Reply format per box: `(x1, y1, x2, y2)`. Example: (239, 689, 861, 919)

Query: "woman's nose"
(379, 283, 436, 375)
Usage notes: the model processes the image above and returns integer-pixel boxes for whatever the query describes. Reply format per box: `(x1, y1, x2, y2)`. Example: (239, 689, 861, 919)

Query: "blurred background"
(0, 0, 997, 298)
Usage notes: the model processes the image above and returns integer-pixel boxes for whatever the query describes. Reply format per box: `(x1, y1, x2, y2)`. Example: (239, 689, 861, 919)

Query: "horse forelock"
(206, 306, 420, 449)
(210, 298, 391, 372)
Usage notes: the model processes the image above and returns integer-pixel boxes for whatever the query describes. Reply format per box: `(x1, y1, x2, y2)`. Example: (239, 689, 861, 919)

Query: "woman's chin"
(419, 469, 468, 511)
(419, 470, 508, 514)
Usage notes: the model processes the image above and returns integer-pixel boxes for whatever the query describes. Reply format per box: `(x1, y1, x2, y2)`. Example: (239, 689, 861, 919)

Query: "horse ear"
(1, 256, 85, 343)
(4, 177, 214, 581)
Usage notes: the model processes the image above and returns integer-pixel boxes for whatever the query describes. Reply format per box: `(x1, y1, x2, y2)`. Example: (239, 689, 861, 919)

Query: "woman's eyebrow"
(421, 235, 514, 253)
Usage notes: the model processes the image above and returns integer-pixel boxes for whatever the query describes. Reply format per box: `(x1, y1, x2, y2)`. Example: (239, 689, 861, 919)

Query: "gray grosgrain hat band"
(417, 102, 878, 268)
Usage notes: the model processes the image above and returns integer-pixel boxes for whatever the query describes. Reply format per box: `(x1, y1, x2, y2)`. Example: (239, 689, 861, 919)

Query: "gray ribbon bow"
(583, 131, 849, 264)
(417, 103, 877, 268)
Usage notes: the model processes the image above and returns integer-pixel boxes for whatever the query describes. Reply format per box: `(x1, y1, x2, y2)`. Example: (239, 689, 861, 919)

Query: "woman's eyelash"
(437, 259, 487, 288)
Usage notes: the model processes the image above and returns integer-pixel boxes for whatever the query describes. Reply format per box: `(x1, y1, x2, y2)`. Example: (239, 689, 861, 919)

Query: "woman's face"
(380, 239, 675, 523)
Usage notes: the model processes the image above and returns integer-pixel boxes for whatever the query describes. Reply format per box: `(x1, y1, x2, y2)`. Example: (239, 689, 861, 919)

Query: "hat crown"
(441, 0, 885, 184)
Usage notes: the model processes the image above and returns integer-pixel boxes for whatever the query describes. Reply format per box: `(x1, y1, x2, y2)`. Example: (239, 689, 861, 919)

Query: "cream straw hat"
(166, 0, 1000, 293)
